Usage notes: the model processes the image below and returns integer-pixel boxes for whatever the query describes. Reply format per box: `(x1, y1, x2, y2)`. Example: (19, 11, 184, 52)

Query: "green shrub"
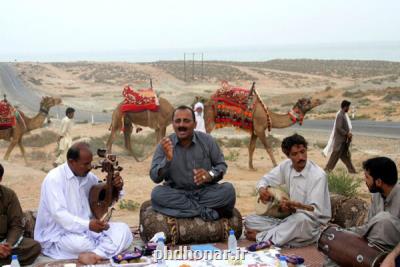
(119, 199, 140, 211)
(327, 169, 362, 197)
(225, 149, 240, 161)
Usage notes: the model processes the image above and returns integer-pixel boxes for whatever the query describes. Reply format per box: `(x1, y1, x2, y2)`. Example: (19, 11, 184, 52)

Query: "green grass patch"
(225, 149, 240, 161)
(327, 169, 362, 197)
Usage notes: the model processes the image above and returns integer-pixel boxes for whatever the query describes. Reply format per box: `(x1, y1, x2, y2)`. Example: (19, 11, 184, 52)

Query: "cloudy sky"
(1, 0, 399, 59)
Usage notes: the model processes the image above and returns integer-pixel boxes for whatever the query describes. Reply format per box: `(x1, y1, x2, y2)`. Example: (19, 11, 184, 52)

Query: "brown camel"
(0, 96, 62, 164)
(106, 97, 174, 160)
(203, 97, 322, 169)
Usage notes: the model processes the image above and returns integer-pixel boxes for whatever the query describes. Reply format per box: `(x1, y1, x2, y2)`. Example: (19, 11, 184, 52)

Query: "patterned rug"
(120, 86, 159, 113)
(32, 234, 325, 267)
(0, 99, 16, 128)
(211, 84, 257, 132)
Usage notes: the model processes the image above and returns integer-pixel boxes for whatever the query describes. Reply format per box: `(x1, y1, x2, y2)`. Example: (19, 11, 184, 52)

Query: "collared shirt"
(150, 131, 227, 190)
(34, 163, 98, 248)
(256, 159, 331, 224)
(368, 183, 400, 220)
(0, 185, 24, 246)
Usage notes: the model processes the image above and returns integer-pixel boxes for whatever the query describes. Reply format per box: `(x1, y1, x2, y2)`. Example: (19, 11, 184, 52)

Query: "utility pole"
(183, 53, 187, 82)
(201, 53, 204, 80)
(192, 53, 195, 81)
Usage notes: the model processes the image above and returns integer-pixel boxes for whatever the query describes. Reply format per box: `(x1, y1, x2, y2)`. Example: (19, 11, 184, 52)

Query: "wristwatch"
(208, 170, 216, 179)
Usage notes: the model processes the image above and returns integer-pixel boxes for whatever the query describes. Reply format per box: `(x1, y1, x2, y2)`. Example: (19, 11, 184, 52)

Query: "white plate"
(109, 256, 152, 267)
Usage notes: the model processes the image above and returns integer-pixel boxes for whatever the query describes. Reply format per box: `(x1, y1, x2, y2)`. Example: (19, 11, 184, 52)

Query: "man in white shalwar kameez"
(35, 142, 133, 265)
(54, 107, 75, 166)
(194, 102, 206, 133)
(245, 134, 331, 247)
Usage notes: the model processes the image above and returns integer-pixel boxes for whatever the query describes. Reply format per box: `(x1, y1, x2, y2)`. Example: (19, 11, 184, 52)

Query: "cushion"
(139, 200, 243, 245)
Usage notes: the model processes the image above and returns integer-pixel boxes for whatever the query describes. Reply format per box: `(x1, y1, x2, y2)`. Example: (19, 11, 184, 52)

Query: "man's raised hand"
(160, 137, 173, 161)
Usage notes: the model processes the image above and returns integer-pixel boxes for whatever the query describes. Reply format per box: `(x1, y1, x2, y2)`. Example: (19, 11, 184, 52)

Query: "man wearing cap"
(150, 105, 235, 221)
(194, 102, 206, 133)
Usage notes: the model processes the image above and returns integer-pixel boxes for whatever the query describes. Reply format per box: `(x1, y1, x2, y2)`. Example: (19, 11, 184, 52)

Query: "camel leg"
(18, 140, 28, 165)
(160, 127, 167, 139)
(248, 132, 258, 170)
(4, 139, 18, 161)
(106, 127, 117, 154)
(256, 131, 278, 167)
(123, 123, 133, 152)
(155, 128, 162, 142)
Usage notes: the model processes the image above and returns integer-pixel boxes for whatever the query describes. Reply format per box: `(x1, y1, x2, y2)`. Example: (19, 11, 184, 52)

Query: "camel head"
(39, 96, 62, 114)
(292, 97, 322, 115)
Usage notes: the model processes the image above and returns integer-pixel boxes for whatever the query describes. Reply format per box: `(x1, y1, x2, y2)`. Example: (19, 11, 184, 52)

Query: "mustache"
(297, 160, 306, 164)
(178, 127, 187, 131)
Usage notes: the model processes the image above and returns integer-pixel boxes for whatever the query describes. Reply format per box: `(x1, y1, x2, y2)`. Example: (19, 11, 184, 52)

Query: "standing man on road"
(323, 100, 356, 173)
(54, 107, 75, 167)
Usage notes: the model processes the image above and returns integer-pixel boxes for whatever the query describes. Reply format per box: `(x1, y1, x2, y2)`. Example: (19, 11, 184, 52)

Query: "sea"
(1, 41, 400, 63)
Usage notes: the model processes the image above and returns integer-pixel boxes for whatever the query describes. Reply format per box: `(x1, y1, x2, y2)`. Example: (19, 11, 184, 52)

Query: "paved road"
(0, 63, 110, 122)
(1, 62, 399, 139)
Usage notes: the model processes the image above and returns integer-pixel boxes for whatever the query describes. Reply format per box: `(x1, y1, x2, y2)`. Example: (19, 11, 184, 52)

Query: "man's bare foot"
(78, 252, 102, 264)
(245, 228, 259, 241)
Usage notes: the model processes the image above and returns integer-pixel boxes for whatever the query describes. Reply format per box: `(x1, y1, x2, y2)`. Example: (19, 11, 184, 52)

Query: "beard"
(367, 181, 383, 194)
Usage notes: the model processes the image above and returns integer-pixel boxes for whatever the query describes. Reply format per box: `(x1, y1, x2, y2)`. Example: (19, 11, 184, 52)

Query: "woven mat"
(32, 229, 325, 267)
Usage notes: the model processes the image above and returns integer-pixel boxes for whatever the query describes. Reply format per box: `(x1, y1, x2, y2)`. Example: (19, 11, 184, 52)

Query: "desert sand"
(1, 60, 399, 227)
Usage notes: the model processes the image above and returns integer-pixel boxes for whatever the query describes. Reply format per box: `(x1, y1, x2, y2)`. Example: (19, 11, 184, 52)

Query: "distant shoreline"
(1, 41, 400, 63)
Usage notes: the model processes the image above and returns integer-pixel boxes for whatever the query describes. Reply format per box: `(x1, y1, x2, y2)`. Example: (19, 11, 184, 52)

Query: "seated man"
(34, 142, 132, 265)
(324, 156, 400, 266)
(0, 164, 41, 266)
(245, 134, 331, 247)
(150, 105, 236, 221)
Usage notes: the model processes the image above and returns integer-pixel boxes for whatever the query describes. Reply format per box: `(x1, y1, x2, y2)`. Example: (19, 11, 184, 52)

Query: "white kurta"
(34, 163, 132, 259)
(323, 110, 352, 157)
(55, 116, 74, 165)
(245, 159, 331, 247)
(194, 102, 206, 133)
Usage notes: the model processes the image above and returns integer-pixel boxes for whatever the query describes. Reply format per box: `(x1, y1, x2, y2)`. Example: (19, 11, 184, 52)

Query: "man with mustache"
(324, 156, 400, 266)
(35, 142, 133, 265)
(0, 164, 41, 266)
(245, 134, 331, 247)
(150, 105, 235, 221)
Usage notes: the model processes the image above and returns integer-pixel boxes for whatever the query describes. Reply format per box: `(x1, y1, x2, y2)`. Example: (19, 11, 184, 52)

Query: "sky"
(1, 0, 400, 59)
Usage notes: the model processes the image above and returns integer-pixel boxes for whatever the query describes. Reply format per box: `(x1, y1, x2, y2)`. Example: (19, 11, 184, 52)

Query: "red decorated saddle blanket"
(0, 100, 16, 128)
(211, 82, 257, 131)
(120, 86, 159, 113)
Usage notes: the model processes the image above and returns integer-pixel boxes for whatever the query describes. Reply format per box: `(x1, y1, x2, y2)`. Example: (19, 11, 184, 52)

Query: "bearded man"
(324, 156, 400, 266)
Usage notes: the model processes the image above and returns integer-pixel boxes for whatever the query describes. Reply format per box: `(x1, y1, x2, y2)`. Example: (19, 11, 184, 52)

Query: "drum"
(255, 187, 291, 219)
(139, 200, 243, 245)
(318, 225, 388, 267)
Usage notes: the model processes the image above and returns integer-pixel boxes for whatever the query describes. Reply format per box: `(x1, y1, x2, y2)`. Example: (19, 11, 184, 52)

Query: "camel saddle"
(0, 99, 16, 129)
(211, 82, 257, 131)
(120, 85, 159, 113)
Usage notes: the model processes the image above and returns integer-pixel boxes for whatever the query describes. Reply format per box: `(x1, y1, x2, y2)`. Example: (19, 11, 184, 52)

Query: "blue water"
(1, 41, 400, 62)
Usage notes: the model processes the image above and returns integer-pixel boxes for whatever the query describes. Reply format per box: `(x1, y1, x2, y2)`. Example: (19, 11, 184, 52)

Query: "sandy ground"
(1, 120, 399, 227)
(0, 61, 399, 227)
(12, 61, 400, 121)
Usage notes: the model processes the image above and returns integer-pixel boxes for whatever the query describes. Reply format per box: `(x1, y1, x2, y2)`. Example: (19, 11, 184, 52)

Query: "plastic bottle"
(10, 255, 21, 267)
(155, 237, 166, 267)
(228, 229, 237, 256)
(279, 255, 288, 267)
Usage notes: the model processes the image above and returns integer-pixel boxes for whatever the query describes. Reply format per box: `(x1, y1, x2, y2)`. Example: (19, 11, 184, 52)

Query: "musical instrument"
(89, 149, 123, 221)
(255, 187, 314, 219)
(318, 225, 388, 267)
